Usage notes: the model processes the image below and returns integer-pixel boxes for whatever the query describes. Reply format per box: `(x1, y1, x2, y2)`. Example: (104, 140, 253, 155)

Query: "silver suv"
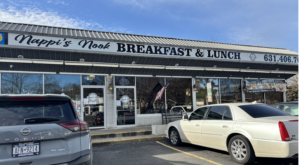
(0, 95, 92, 165)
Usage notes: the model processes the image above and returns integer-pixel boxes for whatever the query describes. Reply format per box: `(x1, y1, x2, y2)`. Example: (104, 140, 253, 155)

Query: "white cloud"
(0, 3, 129, 33)
(47, 0, 68, 6)
(226, 28, 262, 45)
(113, 0, 200, 9)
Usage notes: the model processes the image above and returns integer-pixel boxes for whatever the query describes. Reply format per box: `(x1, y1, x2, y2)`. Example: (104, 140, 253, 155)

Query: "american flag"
(154, 81, 169, 103)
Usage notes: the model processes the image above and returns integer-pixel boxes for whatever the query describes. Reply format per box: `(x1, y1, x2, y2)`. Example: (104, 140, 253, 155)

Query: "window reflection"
(166, 78, 193, 112)
(195, 78, 220, 107)
(116, 88, 135, 125)
(136, 77, 165, 114)
(245, 93, 264, 103)
(220, 79, 242, 103)
(82, 75, 105, 85)
(115, 77, 135, 86)
(265, 92, 283, 104)
(1, 73, 43, 94)
(44, 75, 81, 112)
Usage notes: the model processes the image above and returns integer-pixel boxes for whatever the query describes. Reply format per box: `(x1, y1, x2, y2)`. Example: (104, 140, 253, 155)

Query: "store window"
(44, 75, 81, 112)
(82, 75, 105, 85)
(136, 77, 165, 114)
(195, 78, 220, 107)
(116, 88, 135, 125)
(1, 73, 43, 94)
(220, 79, 242, 103)
(115, 77, 135, 86)
(166, 78, 192, 112)
(265, 92, 283, 104)
(245, 93, 264, 103)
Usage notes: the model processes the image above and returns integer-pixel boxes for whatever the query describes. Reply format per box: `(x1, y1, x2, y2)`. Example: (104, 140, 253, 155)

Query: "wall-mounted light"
(193, 85, 198, 91)
(108, 83, 113, 91)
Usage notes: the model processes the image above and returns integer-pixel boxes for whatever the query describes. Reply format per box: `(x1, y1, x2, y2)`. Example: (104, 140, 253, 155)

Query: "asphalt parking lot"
(92, 140, 298, 165)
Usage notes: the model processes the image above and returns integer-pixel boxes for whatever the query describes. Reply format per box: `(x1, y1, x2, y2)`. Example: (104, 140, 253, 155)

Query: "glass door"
(115, 87, 136, 126)
(82, 87, 105, 128)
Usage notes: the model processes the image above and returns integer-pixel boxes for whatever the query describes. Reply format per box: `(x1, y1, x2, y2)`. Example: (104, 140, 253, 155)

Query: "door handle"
(196, 124, 200, 127)
(222, 125, 228, 128)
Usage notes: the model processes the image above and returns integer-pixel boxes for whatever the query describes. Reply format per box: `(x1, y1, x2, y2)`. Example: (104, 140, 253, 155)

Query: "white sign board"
(7, 33, 298, 65)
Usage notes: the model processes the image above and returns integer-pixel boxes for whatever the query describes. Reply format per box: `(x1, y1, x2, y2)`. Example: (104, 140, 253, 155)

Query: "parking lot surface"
(92, 140, 298, 165)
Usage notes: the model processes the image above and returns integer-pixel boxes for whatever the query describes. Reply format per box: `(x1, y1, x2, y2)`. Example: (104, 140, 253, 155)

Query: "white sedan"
(165, 103, 298, 164)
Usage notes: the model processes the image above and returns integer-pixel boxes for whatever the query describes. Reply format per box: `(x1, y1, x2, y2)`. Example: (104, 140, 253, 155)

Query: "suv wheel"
(169, 128, 182, 146)
(228, 135, 255, 164)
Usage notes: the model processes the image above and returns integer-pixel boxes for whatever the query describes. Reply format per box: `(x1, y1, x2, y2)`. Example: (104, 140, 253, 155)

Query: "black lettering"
(207, 50, 213, 57)
(15, 34, 32, 45)
(117, 43, 126, 52)
(98, 44, 103, 49)
(169, 47, 177, 55)
(163, 47, 171, 55)
(64, 41, 71, 47)
(145, 46, 154, 54)
(195, 49, 204, 57)
(228, 52, 234, 59)
(221, 51, 227, 58)
(31, 39, 39, 44)
(127, 44, 136, 53)
(104, 43, 110, 49)
(78, 40, 93, 49)
(214, 51, 220, 58)
(137, 45, 145, 53)
(234, 52, 241, 59)
(56, 40, 62, 45)
(177, 48, 184, 56)
(154, 46, 163, 54)
(37, 39, 48, 47)
(185, 48, 192, 56)
(92, 43, 98, 48)
(45, 40, 56, 47)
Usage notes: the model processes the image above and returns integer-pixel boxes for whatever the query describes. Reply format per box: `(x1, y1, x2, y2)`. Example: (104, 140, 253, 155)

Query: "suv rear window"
(238, 104, 291, 118)
(0, 100, 76, 126)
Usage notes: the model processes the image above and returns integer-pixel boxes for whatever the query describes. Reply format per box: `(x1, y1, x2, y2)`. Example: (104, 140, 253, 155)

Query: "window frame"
(189, 106, 211, 121)
(205, 105, 233, 121)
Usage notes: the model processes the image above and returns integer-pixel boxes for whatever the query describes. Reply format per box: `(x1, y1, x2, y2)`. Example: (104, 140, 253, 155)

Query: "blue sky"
(0, 0, 298, 52)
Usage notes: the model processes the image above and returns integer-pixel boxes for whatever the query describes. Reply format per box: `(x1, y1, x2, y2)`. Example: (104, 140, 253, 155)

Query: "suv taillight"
(279, 121, 290, 141)
(60, 120, 89, 132)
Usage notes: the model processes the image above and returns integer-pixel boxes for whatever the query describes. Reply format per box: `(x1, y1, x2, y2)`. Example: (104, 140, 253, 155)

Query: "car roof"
(0, 94, 71, 100)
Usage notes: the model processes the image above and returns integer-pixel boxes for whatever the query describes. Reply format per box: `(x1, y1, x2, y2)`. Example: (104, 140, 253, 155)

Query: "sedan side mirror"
(182, 114, 188, 120)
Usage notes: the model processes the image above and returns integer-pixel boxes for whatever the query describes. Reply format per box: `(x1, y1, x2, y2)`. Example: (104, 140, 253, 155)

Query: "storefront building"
(0, 21, 298, 129)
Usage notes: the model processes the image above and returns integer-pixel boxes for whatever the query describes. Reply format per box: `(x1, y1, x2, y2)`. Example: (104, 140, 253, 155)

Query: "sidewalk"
(90, 125, 152, 135)
(89, 125, 167, 147)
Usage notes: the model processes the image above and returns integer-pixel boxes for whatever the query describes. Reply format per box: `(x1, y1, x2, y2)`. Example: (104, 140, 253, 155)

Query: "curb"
(91, 130, 152, 140)
(92, 136, 167, 147)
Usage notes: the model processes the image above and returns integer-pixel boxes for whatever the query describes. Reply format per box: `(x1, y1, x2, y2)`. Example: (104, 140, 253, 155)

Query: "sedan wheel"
(228, 135, 255, 164)
(231, 139, 247, 160)
(169, 128, 182, 146)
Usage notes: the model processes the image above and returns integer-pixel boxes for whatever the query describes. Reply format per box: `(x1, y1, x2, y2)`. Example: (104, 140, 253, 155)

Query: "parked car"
(93, 112, 104, 125)
(271, 102, 298, 116)
(165, 103, 298, 164)
(0, 94, 93, 165)
(170, 105, 193, 114)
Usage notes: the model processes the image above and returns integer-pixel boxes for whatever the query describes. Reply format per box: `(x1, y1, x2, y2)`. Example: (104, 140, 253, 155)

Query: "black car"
(270, 101, 298, 116)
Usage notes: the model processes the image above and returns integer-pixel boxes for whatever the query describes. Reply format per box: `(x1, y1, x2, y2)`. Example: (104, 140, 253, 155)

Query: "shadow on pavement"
(93, 140, 298, 165)
(174, 141, 298, 165)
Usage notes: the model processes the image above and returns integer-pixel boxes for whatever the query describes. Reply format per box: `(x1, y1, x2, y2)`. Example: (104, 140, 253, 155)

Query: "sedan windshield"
(238, 104, 291, 118)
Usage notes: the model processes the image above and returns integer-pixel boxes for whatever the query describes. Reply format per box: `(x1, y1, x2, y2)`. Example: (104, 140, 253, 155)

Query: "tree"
(286, 74, 298, 101)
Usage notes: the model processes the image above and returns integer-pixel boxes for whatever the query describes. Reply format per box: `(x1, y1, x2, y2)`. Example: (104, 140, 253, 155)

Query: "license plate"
(12, 142, 40, 158)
